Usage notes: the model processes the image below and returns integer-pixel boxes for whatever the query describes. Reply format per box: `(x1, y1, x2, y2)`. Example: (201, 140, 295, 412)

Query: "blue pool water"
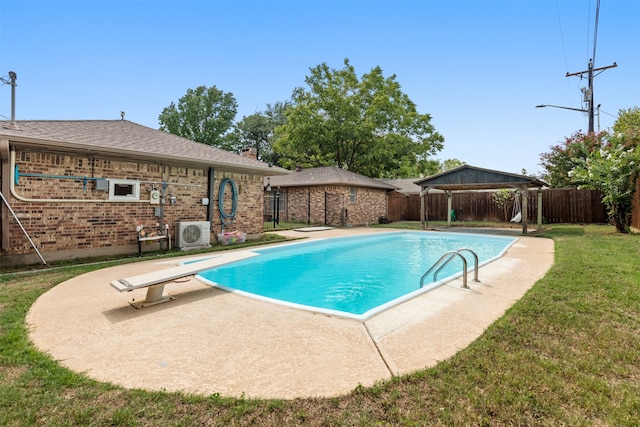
(196, 231, 516, 319)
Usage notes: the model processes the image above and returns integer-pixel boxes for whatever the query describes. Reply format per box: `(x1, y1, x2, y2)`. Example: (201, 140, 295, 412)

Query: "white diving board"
(110, 251, 259, 308)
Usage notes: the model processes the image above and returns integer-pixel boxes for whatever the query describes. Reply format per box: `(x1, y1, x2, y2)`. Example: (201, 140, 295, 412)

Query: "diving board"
(111, 251, 259, 308)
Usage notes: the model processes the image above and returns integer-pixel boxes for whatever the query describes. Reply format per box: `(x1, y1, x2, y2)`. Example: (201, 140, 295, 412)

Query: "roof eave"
(422, 181, 545, 191)
(267, 181, 396, 190)
(5, 135, 288, 176)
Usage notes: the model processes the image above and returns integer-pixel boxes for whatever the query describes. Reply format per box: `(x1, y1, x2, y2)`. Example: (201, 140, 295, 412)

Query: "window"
(349, 187, 357, 203)
(109, 179, 140, 200)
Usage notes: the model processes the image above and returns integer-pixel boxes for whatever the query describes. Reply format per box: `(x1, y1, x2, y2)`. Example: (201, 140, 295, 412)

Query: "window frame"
(108, 179, 140, 201)
(349, 186, 357, 203)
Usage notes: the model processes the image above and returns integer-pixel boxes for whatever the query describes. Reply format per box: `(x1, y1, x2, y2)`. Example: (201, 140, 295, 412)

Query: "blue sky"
(1, 0, 638, 176)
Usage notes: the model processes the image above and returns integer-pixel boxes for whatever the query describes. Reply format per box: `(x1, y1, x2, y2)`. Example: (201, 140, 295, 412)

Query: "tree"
(273, 59, 444, 178)
(538, 108, 640, 232)
(613, 107, 640, 135)
(442, 159, 466, 171)
(612, 107, 640, 148)
(492, 189, 516, 222)
(227, 102, 290, 164)
(227, 113, 272, 157)
(415, 159, 442, 177)
(539, 131, 606, 188)
(569, 132, 640, 233)
(421, 158, 466, 177)
(158, 85, 237, 147)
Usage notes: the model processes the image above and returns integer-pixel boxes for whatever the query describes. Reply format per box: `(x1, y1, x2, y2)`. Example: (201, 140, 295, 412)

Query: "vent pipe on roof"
(2, 71, 19, 130)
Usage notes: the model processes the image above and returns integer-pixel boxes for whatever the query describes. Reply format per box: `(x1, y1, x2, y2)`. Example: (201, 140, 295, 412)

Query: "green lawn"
(1, 224, 639, 426)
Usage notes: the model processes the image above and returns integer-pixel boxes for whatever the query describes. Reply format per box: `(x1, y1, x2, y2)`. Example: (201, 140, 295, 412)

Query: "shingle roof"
(266, 166, 398, 190)
(414, 165, 547, 190)
(0, 120, 287, 175)
(380, 178, 422, 194)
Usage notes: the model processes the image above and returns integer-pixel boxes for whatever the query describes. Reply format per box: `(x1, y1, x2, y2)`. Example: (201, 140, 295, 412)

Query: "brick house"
(264, 166, 398, 226)
(0, 120, 286, 266)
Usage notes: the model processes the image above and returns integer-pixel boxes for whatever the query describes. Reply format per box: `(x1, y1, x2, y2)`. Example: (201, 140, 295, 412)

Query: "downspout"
(207, 167, 215, 223)
(1, 141, 46, 263)
(1, 139, 10, 250)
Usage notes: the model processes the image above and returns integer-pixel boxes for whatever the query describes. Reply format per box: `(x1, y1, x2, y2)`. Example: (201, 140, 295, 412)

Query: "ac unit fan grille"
(182, 224, 202, 244)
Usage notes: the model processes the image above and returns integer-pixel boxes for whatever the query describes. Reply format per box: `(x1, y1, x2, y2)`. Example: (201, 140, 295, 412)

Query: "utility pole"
(1, 71, 19, 130)
(566, 60, 616, 133)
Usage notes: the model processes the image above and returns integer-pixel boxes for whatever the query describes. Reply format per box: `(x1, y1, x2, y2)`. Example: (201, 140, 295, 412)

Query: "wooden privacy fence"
(388, 188, 609, 224)
(633, 179, 640, 230)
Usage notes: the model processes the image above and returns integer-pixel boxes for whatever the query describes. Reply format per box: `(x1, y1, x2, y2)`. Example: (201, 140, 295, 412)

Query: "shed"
(265, 166, 398, 226)
(414, 165, 547, 233)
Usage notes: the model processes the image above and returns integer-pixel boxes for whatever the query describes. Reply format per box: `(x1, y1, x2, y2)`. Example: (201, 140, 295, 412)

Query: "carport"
(415, 165, 547, 234)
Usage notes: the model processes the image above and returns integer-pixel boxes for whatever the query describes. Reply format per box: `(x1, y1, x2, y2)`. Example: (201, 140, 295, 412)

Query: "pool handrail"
(420, 248, 480, 289)
(436, 248, 479, 283)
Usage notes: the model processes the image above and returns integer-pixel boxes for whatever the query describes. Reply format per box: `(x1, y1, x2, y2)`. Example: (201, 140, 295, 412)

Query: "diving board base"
(129, 284, 175, 309)
(110, 251, 260, 309)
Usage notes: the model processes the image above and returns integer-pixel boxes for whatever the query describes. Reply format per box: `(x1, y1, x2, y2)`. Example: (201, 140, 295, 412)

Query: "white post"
(521, 188, 528, 234)
(537, 188, 543, 228)
(419, 187, 430, 230)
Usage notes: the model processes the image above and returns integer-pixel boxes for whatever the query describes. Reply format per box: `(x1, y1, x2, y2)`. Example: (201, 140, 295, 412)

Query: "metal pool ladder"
(420, 248, 479, 289)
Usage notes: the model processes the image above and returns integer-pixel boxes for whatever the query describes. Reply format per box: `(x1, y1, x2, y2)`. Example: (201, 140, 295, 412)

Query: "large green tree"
(539, 107, 640, 232)
(539, 131, 606, 188)
(273, 59, 444, 178)
(613, 107, 640, 134)
(158, 85, 237, 147)
(612, 107, 640, 147)
(569, 133, 640, 233)
(413, 158, 466, 178)
(226, 102, 290, 164)
(540, 107, 640, 188)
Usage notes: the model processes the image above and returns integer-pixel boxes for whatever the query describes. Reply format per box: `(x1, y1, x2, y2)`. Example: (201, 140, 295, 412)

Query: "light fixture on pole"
(535, 104, 588, 113)
(535, 104, 602, 132)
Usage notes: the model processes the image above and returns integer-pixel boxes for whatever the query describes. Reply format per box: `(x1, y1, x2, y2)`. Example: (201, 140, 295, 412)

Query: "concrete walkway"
(26, 228, 554, 399)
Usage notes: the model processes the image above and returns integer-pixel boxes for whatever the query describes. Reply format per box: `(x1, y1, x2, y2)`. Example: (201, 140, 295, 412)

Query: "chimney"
(2, 71, 19, 130)
(241, 147, 257, 160)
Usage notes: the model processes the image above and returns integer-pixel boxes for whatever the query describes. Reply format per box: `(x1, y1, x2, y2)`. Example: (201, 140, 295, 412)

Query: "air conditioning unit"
(176, 221, 211, 250)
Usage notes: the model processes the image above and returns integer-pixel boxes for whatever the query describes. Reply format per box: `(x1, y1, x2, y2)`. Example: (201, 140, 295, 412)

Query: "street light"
(536, 104, 601, 132)
(535, 104, 588, 113)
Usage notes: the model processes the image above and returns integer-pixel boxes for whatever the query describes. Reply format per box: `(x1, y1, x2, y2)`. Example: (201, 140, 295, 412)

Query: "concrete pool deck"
(26, 227, 554, 399)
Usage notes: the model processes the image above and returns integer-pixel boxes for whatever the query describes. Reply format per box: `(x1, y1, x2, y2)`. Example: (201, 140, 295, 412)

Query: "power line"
(592, 0, 600, 65)
(554, 0, 569, 73)
(565, 0, 615, 134)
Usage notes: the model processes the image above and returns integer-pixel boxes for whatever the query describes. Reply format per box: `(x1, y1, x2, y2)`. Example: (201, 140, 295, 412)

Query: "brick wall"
(1, 148, 265, 265)
(280, 185, 388, 226)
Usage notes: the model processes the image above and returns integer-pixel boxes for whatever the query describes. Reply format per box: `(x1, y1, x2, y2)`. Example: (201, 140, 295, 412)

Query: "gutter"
(7, 137, 289, 176)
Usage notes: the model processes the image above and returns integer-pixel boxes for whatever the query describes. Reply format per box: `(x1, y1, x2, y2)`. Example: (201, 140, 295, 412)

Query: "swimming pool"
(196, 231, 516, 319)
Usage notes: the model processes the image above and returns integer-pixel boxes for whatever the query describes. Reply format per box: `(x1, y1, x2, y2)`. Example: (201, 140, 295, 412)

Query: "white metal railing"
(420, 248, 479, 289)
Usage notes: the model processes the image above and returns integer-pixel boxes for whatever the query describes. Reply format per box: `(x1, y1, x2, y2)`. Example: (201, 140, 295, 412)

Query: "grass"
(263, 220, 314, 231)
(1, 224, 640, 425)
